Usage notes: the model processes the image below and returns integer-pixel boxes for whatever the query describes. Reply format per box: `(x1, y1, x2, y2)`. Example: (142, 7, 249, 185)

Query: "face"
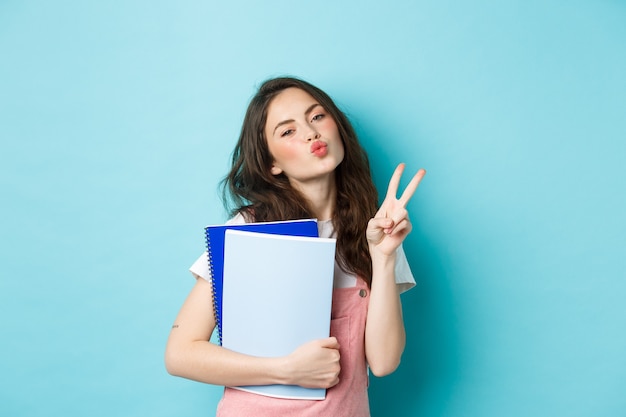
(264, 88, 345, 189)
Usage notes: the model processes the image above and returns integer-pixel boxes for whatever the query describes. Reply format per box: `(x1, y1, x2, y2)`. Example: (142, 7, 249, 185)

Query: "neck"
(289, 174, 336, 221)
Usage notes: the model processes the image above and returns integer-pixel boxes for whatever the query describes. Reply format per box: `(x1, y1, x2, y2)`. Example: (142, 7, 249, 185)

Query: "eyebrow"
(272, 103, 321, 134)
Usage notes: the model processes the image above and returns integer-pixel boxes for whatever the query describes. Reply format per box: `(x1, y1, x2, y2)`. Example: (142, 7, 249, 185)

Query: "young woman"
(165, 77, 425, 416)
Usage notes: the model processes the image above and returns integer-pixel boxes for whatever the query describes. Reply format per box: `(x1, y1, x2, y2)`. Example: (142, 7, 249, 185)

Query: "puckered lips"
(310, 140, 328, 157)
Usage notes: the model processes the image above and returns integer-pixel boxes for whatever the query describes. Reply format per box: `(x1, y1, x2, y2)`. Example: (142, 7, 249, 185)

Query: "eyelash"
(280, 113, 325, 137)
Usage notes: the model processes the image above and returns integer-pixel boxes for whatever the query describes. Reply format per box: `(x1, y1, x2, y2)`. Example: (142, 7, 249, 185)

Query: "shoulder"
(226, 212, 248, 225)
(189, 213, 249, 281)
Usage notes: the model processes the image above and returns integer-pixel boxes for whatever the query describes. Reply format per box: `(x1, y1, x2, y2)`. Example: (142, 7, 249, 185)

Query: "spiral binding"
(205, 228, 222, 345)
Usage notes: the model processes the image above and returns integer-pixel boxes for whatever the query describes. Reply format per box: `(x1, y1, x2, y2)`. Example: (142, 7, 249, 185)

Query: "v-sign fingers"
(398, 168, 426, 206)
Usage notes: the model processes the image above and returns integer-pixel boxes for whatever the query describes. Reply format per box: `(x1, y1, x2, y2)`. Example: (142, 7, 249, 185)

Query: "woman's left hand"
(366, 163, 426, 257)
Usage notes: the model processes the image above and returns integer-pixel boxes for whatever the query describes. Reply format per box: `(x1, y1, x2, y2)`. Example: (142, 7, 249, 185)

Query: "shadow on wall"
(368, 222, 462, 416)
(356, 122, 463, 416)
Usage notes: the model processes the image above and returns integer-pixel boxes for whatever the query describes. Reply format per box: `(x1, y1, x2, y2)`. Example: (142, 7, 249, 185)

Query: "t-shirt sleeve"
(188, 214, 247, 281)
(189, 251, 211, 281)
(395, 245, 416, 294)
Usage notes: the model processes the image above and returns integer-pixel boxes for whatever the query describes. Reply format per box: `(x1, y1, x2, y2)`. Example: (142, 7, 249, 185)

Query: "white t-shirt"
(189, 215, 416, 293)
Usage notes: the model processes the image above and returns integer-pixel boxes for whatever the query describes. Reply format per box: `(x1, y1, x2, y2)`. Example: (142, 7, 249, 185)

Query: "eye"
(280, 128, 295, 137)
(311, 113, 325, 122)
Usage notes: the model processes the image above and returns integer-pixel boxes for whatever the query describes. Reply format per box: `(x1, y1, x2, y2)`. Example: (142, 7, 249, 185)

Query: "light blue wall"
(1, 1, 625, 416)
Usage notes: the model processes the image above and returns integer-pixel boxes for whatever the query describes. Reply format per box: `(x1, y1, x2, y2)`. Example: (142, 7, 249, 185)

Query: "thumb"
(367, 218, 394, 242)
(320, 337, 340, 350)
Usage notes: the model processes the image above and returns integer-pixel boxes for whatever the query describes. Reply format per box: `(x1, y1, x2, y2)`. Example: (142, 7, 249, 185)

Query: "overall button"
(359, 289, 368, 298)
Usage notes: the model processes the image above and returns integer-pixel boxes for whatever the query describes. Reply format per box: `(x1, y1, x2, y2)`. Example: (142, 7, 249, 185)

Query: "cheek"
(269, 140, 301, 164)
(336, 140, 346, 163)
(322, 120, 342, 148)
(320, 118, 339, 133)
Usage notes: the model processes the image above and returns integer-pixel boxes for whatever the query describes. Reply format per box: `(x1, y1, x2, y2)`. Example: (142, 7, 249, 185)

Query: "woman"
(165, 77, 425, 416)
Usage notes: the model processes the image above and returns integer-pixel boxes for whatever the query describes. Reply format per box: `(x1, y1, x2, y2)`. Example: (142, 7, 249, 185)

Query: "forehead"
(266, 88, 318, 120)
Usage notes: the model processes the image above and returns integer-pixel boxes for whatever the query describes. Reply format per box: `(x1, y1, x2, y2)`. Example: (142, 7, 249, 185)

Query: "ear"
(270, 164, 283, 176)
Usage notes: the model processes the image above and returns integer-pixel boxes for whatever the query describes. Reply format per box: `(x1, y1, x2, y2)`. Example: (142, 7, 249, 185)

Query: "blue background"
(1, 1, 625, 416)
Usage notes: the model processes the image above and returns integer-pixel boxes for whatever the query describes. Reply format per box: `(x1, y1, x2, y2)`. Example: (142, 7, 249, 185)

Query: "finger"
(386, 207, 409, 234)
(367, 218, 394, 241)
(384, 163, 406, 202)
(398, 168, 426, 207)
(320, 337, 340, 349)
(389, 207, 409, 228)
(388, 218, 412, 236)
(368, 217, 394, 231)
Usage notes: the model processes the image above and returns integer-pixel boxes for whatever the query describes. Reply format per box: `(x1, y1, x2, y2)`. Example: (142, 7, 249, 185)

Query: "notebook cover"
(222, 229, 336, 400)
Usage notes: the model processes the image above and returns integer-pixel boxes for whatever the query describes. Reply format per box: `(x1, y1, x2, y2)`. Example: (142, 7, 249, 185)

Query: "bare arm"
(364, 164, 425, 376)
(165, 277, 341, 388)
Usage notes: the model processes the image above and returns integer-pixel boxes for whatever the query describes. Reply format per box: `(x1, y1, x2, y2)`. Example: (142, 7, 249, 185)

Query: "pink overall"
(216, 278, 371, 417)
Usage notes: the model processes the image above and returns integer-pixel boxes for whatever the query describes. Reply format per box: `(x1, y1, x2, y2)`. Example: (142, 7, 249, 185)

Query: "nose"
(306, 129, 321, 142)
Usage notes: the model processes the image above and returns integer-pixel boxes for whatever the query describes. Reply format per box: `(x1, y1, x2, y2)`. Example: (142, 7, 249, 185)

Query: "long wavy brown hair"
(221, 77, 378, 286)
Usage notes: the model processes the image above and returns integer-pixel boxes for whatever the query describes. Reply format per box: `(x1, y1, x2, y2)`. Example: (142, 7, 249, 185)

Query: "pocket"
(330, 316, 351, 375)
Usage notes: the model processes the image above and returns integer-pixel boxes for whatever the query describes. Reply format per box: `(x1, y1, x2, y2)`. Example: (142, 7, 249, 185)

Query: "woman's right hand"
(282, 337, 341, 389)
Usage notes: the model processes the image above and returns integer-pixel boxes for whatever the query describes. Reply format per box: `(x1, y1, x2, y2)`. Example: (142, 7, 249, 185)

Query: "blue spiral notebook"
(204, 219, 319, 345)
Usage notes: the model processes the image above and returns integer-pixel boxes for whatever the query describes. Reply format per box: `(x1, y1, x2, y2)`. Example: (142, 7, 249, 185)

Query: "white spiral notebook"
(221, 229, 336, 400)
